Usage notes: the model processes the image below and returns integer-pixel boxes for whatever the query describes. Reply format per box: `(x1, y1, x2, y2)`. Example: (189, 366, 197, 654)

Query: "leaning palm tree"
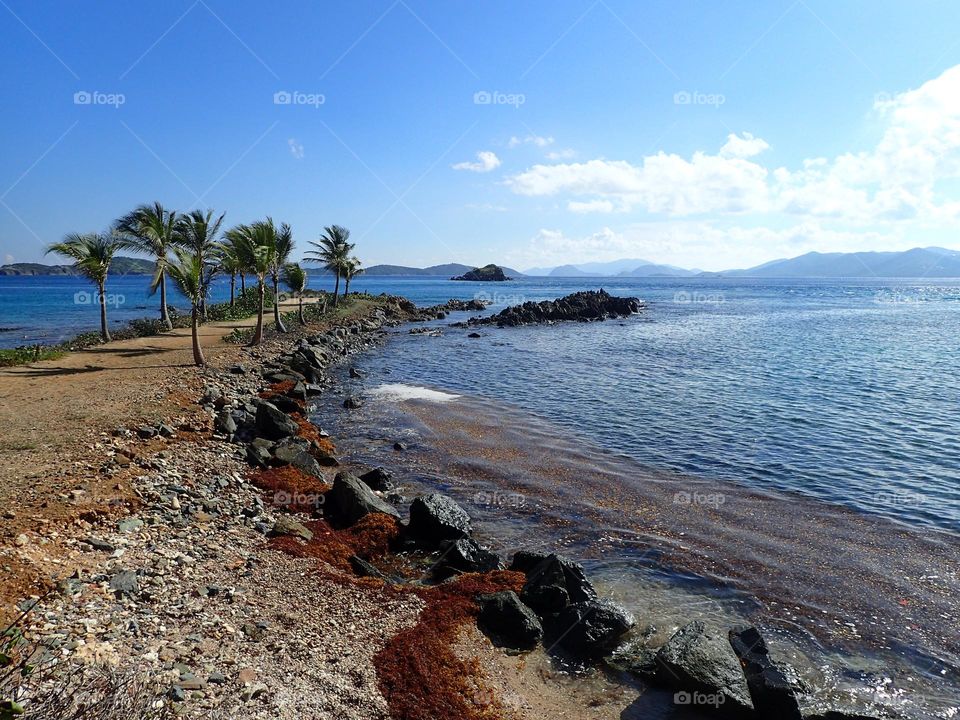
(114, 202, 178, 330)
(166, 248, 207, 366)
(230, 221, 276, 345)
(176, 209, 225, 320)
(271, 221, 294, 332)
(305, 225, 353, 307)
(46, 233, 120, 342)
(343, 257, 363, 296)
(217, 244, 243, 306)
(282, 262, 308, 324)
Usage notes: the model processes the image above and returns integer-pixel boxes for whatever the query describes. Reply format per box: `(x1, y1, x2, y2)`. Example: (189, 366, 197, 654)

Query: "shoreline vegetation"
(0, 289, 910, 719)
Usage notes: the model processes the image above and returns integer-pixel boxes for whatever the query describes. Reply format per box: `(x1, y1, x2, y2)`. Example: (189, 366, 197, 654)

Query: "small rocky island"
(451, 264, 511, 281)
(468, 289, 642, 327)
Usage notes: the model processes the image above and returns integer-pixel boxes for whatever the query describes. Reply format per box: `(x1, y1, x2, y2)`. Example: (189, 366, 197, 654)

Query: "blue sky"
(2, 0, 960, 271)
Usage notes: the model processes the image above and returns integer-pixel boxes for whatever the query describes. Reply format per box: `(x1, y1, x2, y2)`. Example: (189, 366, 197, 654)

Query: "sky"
(2, 0, 960, 272)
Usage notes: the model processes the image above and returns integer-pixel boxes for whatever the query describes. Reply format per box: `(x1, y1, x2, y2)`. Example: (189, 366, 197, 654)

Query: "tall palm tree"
(222, 225, 250, 300)
(166, 248, 207, 366)
(306, 225, 353, 307)
(217, 244, 243, 306)
(176, 209, 224, 320)
(114, 202, 178, 330)
(229, 221, 276, 345)
(343, 257, 363, 296)
(282, 262, 308, 324)
(271, 221, 294, 332)
(46, 233, 120, 342)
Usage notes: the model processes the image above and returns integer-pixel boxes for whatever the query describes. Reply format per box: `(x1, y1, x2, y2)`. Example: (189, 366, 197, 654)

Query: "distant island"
(363, 262, 525, 277)
(523, 246, 960, 279)
(0, 256, 155, 276)
(451, 264, 511, 281)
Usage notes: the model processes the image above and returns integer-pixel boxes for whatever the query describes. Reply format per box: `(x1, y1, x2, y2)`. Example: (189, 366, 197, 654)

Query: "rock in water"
(432, 538, 503, 577)
(519, 553, 597, 615)
(728, 626, 803, 719)
(476, 591, 543, 651)
(359, 467, 394, 491)
(451, 264, 510, 281)
(549, 599, 634, 658)
(407, 494, 472, 545)
(654, 621, 754, 714)
(470, 289, 641, 327)
(326, 472, 400, 526)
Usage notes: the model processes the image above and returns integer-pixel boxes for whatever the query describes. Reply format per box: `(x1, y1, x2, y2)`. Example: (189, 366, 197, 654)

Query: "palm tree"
(306, 225, 353, 306)
(218, 244, 243, 306)
(176, 209, 224, 320)
(229, 221, 276, 345)
(46, 233, 120, 342)
(271, 221, 294, 332)
(166, 248, 207, 366)
(222, 226, 250, 300)
(343, 257, 363, 296)
(114, 202, 178, 330)
(282, 262, 308, 324)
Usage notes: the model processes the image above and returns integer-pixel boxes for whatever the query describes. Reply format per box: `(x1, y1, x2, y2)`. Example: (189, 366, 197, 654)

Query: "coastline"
(0, 292, 954, 719)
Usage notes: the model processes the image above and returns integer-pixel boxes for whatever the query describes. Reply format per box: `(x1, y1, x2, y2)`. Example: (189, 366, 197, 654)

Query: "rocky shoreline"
(0, 292, 888, 719)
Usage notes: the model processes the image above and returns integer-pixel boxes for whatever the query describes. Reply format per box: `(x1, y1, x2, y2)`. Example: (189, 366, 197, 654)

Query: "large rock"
(728, 626, 802, 719)
(451, 264, 510, 281)
(270, 516, 313, 541)
(254, 400, 299, 440)
(520, 554, 597, 615)
(326, 472, 400, 526)
(432, 538, 503, 577)
(359, 467, 394, 492)
(654, 621, 754, 715)
(470, 289, 642, 327)
(476, 591, 542, 651)
(549, 599, 634, 658)
(407, 494, 472, 546)
(272, 438, 322, 477)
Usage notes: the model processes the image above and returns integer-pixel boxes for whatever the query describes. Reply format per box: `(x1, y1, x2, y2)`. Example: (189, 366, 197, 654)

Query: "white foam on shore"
(368, 383, 461, 403)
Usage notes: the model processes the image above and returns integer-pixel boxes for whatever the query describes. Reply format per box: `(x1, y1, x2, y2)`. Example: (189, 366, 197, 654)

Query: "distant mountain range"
(0, 256, 155, 276)
(525, 247, 960, 278)
(4, 247, 959, 279)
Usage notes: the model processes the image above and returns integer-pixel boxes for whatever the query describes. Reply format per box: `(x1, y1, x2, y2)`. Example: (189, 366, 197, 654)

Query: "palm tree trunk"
(191, 304, 205, 366)
(159, 271, 172, 331)
(298, 296, 305, 324)
(98, 280, 111, 342)
(345, 277, 351, 296)
(240, 273, 246, 293)
(250, 281, 265, 345)
(230, 273, 236, 306)
(333, 273, 341, 307)
(273, 277, 287, 333)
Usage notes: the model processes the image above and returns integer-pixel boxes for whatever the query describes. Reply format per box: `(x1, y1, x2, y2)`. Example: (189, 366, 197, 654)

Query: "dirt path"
(0, 299, 315, 617)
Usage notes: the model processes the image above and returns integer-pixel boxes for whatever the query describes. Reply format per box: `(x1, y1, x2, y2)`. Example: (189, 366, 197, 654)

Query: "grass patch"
(0, 347, 66, 367)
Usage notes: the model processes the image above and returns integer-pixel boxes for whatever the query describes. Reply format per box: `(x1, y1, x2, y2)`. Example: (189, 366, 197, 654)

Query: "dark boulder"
(359, 467, 394, 492)
(451, 264, 510, 282)
(268, 395, 303, 415)
(407, 494, 472, 546)
(432, 538, 503, 577)
(326, 472, 400, 527)
(654, 621, 753, 715)
(343, 396, 362, 410)
(549, 599, 634, 658)
(509, 550, 551, 574)
(246, 443, 272, 468)
(272, 438, 322, 477)
(519, 554, 597, 615)
(469, 289, 642, 328)
(728, 626, 802, 720)
(476, 591, 542, 652)
(254, 400, 299, 440)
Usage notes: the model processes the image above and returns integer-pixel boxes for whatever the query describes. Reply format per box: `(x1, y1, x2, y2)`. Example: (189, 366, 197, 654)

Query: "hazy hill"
(712, 247, 960, 278)
(0, 256, 155, 276)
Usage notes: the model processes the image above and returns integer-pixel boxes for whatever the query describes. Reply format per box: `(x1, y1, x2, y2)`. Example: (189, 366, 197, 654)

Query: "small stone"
(14, 534, 28, 547)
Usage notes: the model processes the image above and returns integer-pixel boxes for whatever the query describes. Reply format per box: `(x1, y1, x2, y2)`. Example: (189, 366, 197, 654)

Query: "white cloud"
(568, 199, 615, 213)
(719, 132, 769, 159)
(287, 138, 304, 160)
(509, 134, 554, 148)
(547, 148, 577, 161)
(452, 150, 501, 173)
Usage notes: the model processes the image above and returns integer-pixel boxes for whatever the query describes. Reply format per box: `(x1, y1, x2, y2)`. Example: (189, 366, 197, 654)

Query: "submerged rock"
(653, 621, 754, 715)
(476, 591, 543, 651)
(358, 467, 394, 492)
(728, 626, 802, 719)
(549, 599, 634, 658)
(519, 553, 597, 615)
(432, 537, 503, 577)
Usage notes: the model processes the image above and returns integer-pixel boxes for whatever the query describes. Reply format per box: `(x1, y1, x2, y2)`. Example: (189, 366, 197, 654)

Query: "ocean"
(3, 273, 959, 716)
